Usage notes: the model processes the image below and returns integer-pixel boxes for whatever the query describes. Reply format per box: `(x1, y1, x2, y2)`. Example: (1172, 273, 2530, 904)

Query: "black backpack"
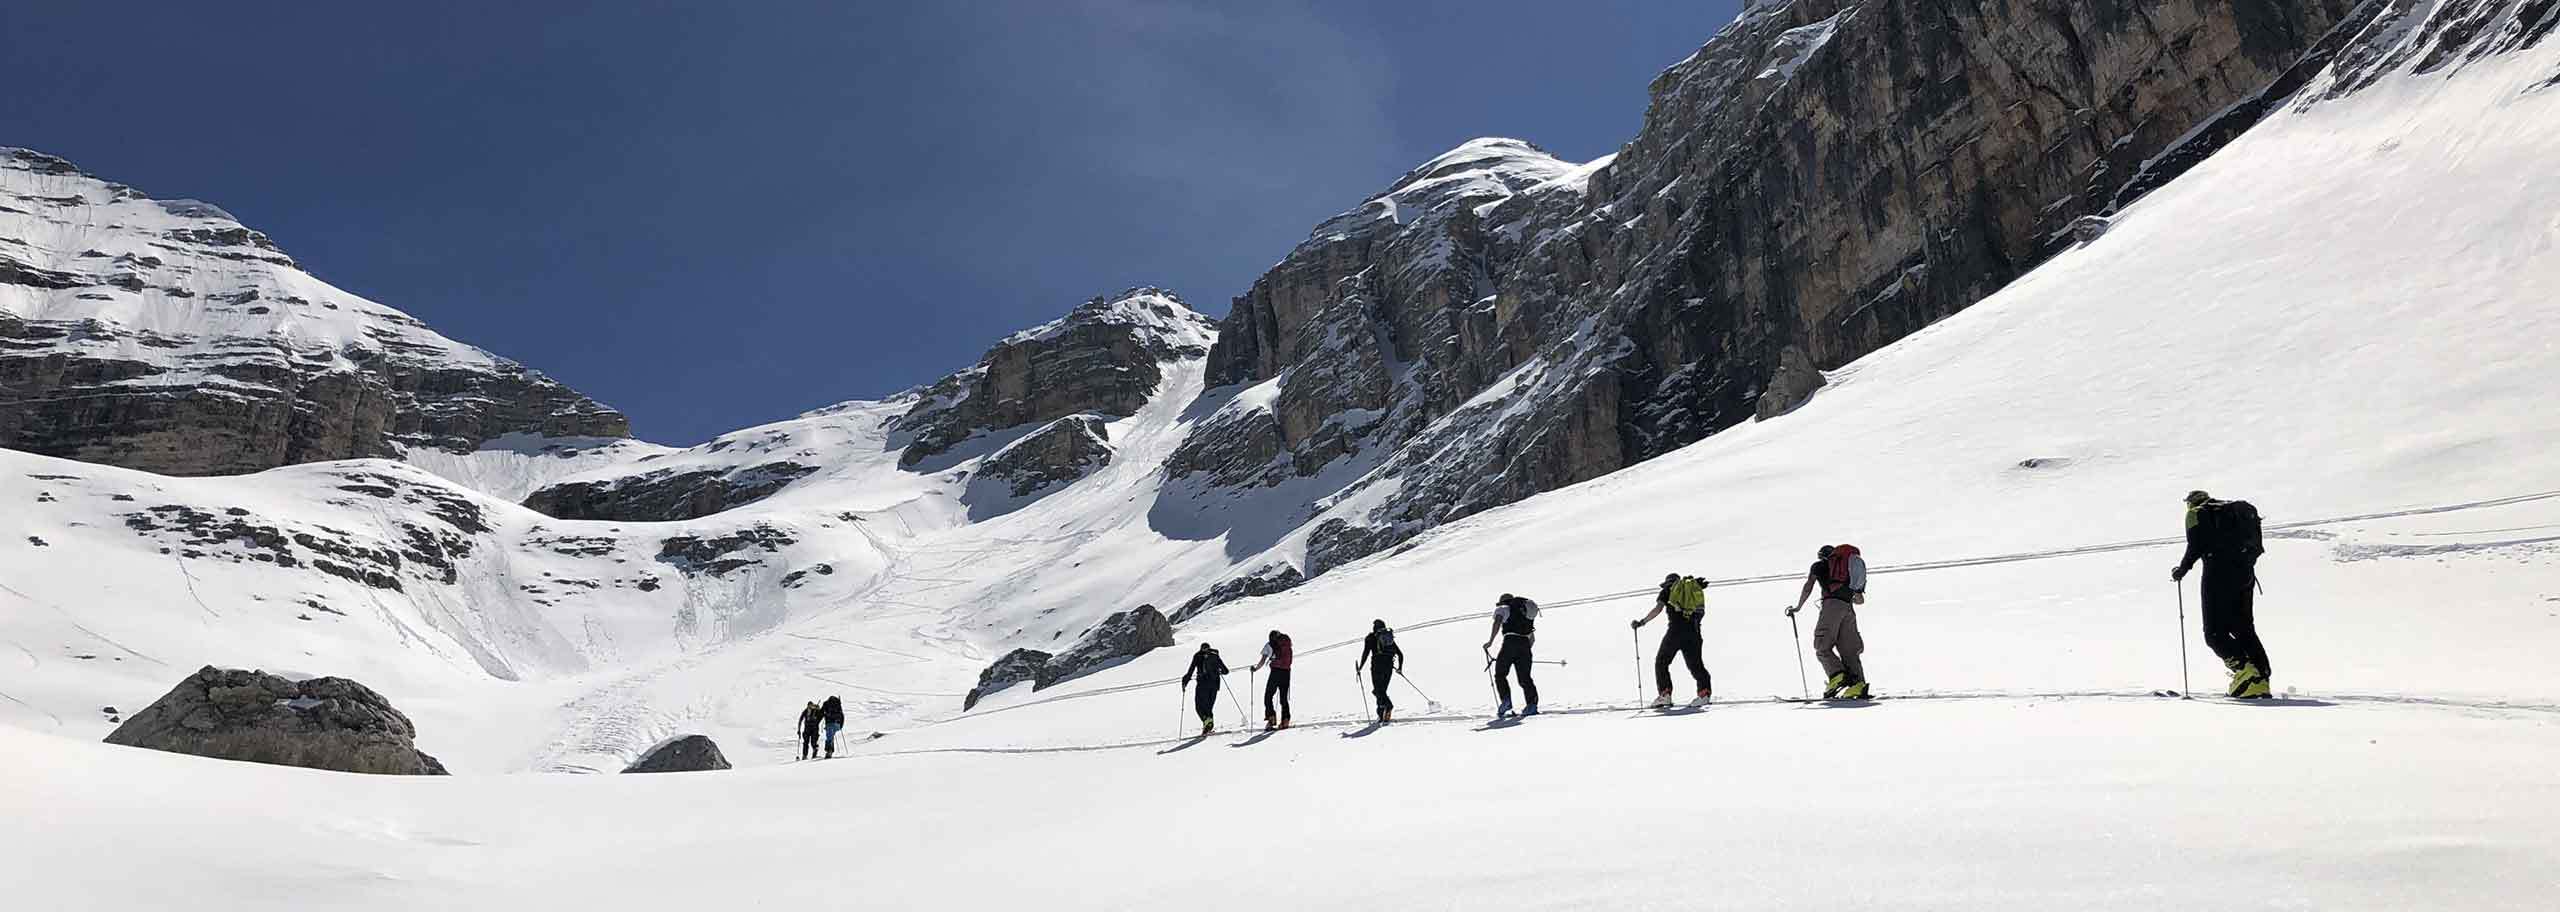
(2197, 500, 2265, 561)
(1372, 629, 1396, 662)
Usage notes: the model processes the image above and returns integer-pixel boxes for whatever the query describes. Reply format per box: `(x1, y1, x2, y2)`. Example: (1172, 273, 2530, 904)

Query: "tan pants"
(1812, 597, 1865, 681)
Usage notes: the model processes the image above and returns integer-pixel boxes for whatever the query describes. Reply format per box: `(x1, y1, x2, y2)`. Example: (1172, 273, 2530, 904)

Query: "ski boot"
(1278, 714, 1291, 730)
(1378, 707, 1393, 724)
(1495, 700, 1515, 719)
(1692, 687, 1713, 707)
(2225, 659, 2265, 698)
(1200, 718, 1214, 736)
(1837, 678, 1871, 700)
(1823, 672, 1848, 700)
(1651, 690, 1674, 709)
(1520, 704, 1539, 717)
(1264, 715, 1278, 732)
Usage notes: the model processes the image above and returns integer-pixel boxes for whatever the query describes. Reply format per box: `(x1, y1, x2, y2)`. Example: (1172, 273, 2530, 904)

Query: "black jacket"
(821, 696, 845, 725)
(798, 706, 822, 735)
(1182, 650, 1229, 687)
(1360, 631, 1403, 672)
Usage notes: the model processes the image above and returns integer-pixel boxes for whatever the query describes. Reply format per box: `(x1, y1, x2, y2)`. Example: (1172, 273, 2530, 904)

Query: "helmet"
(2184, 489, 2212, 506)
(1663, 572, 1680, 583)
(1372, 618, 1387, 631)
(1496, 593, 1516, 606)
(1818, 544, 1836, 559)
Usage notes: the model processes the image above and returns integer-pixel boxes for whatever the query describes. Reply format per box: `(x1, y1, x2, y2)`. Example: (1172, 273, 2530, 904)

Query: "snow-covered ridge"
(0, 148, 628, 475)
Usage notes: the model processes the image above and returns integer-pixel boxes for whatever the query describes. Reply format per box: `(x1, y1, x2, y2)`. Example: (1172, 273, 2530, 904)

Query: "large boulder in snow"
(1034, 605, 1175, 690)
(962, 648, 1054, 710)
(622, 735, 731, 773)
(104, 666, 448, 775)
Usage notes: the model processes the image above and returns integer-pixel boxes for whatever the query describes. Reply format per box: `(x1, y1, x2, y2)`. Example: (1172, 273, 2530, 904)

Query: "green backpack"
(1668, 576, 1706, 618)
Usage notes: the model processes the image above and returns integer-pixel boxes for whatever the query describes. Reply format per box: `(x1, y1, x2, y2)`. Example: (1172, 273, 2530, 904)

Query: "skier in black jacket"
(796, 700, 823, 760)
(2174, 490, 2273, 698)
(1483, 594, 1540, 717)
(819, 695, 845, 758)
(1356, 620, 1403, 722)
(1179, 643, 1230, 735)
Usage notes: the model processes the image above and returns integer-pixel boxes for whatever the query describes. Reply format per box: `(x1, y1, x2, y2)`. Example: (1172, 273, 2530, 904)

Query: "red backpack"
(1825, 545, 1866, 596)
(1269, 633, 1293, 670)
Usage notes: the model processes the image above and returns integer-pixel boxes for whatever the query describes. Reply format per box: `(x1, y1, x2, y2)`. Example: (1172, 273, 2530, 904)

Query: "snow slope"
(5, 11, 2560, 911)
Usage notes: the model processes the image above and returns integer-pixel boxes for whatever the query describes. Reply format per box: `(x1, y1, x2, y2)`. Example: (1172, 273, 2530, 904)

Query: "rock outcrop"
(104, 666, 448, 775)
(622, 734, 731, 773)
(977, 414, 1113, 498)
(524, 461, 818, 522)
(0, 148, 628, 477)
(961, 648, 1054, 710)
(954, 605, 1176, 699)
(894, 289, 1212, 468)
(1183, 0, 2376, 579)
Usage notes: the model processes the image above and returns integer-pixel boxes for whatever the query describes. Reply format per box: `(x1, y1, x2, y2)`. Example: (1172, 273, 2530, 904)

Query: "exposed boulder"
(962, 648, 1054, 710)
(1031, 605, 1174, 690)
(622, 734, 731, 773)
(103, 665, 447, 775)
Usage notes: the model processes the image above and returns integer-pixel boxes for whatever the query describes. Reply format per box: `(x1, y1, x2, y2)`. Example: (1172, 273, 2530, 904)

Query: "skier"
(2174, 490, 2273, 698)
(1483, 593, 1540, 717)
(1789, 544, 1870, 699)
(1178, 643, 1230, 735)
(1251, 629, 1294, 730)
(1356, 620, 1402, 722)
(1631, 573, 1712, 707)
(820, 694, 846, 757)
(796, 700, 823, 760)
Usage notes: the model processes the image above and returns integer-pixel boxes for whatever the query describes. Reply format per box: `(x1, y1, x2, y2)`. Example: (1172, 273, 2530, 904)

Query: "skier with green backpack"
(2174, 490, 2274, 699)
(1631, 573, 1713, 707)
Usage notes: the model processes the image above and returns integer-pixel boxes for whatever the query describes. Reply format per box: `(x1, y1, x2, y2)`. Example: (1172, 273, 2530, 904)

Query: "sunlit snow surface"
(7, 25, 2560, 912)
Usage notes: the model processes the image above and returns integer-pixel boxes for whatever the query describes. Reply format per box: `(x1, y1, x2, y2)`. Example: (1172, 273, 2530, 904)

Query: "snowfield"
(7, 12, 2560, 912)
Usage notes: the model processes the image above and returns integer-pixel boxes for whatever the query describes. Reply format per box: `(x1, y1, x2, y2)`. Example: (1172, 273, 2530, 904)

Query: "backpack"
(2196, 500, 2265, 561)
(1372, 629, 1396, 661)
(1825, 545, 1867, 598)
(1270, 634, 1293, 669)
(1667, 576, 1706, 618)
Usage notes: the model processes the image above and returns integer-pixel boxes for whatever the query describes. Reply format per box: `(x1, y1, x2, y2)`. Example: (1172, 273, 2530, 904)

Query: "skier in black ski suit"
(1179, 643, 1229, 735)
(796, 700, 823, 760)
(2173, 490, 2273, 698)
(1483, 594, 1540, 717)
(819, 695, 845, 758)
(1356, 620, 1402, 722)
(1632, 573, 1712, 706)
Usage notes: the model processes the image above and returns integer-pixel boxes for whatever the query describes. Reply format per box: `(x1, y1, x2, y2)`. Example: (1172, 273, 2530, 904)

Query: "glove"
(1785, 606, 1799, 617)
(1629, 619, 1643, 629)
(2170, 565, 2188, 582)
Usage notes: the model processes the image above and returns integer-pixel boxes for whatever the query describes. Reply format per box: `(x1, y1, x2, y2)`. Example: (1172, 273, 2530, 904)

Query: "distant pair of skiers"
(797, 695, 845, 759)
(2175, 490, 2275, 698)
(1178, 631, 1299, 734)
(1633, 573, 1712, 707)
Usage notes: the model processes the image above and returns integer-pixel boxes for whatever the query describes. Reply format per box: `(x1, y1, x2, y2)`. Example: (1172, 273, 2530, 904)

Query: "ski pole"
(1792, 609, 1812, 701)
(1397, 670, 1444, 714)
(1356, 665, 1370, 721)
(1176, 681, 1186, 737)
(2175, 581, 2191, 698)
(1248, 667, 1257, 725)
(1224, 678, 1247, 730)
(1631, 627, 1644, 704)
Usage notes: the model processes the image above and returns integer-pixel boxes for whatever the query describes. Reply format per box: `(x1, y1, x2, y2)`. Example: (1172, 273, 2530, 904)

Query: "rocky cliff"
(0, 148, 628, 476)
(1188, 0, 2379, 576)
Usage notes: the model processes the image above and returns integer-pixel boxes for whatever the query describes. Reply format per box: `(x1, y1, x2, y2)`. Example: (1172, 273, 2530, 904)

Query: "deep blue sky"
(5, 1, 1741, 444)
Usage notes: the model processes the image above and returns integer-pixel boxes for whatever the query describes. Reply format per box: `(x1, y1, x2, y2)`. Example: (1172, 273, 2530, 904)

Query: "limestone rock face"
(977, 415, 1113, 499)
(103, 665, 448, 775)
(622, 734, 731, 773)
(1185, 0, 2373, 576)
(894, 289, 1213, 469)
(0, 148, 628, 477)
(523, 461, 818, 522)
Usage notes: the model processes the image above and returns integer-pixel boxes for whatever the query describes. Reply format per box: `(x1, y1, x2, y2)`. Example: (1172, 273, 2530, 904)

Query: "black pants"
(1655, 623, 1710, 694)
(1193, 678, 1221, 722)
(799, 730, 818, 760)
(1263, 668, 1292, 720)
(2200, 559, 2272, 676)
(1495, 636, 1539, 708)
(1369, 664, 1394, 714)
